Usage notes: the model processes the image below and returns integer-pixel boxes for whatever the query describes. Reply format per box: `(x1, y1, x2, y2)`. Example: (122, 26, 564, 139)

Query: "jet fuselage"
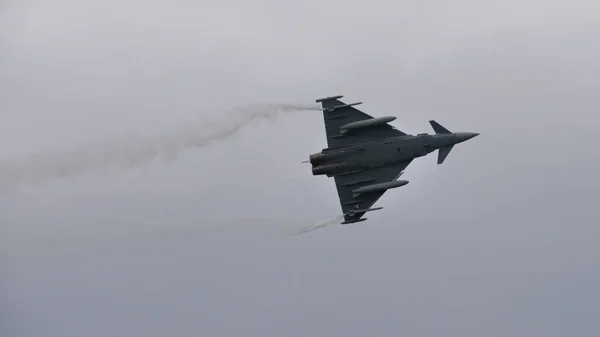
(310, 132, 477, 176)
(308, 94, 479, 224)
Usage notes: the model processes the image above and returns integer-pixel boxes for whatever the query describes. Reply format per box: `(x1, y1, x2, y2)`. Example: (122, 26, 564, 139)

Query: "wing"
(317, 95, 406, 148)
(334, 159, 413, 223)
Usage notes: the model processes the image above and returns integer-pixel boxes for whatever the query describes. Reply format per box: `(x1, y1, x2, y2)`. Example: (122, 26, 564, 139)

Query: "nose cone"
(455, 132, 479, 143)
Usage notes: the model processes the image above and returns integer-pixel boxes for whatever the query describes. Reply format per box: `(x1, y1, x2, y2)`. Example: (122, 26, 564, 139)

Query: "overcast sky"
(1, 1, 600, 336)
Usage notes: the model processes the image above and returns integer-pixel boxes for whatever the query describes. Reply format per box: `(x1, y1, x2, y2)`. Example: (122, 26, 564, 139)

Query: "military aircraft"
(306, 95, 479, 224)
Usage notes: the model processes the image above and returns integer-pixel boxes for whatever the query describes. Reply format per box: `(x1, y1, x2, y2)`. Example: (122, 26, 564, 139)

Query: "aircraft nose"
(455, 132, 479, 143)
(465, 132, 479, 140)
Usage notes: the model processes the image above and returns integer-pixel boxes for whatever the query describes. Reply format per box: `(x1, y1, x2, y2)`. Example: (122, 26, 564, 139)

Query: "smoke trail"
(2, 215, 345, 260)
(0, 103, 320, 190)
(281, 215, 345, 236)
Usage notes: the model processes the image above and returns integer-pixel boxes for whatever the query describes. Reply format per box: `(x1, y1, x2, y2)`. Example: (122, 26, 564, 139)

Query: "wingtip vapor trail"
(0, 102, 319, 191)
(281, 215, 344, 237)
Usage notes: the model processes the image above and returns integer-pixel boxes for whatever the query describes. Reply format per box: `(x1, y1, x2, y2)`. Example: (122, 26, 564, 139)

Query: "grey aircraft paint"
(307, 95, 479, 224)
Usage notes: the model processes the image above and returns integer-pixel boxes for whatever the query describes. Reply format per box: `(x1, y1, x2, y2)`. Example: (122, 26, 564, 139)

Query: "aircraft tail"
(429, 120, 453, 164)
(429, 120, 451, 134)
(437, 145, 454, 164)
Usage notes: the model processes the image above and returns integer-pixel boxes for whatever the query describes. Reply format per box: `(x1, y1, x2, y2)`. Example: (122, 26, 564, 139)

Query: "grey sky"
(2, 1, 600, 336)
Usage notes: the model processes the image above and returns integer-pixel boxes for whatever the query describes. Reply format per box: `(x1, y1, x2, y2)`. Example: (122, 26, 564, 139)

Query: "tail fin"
(429, 120, 451, 134)
(430, 120, 453, 164)
(437, 145, 454, 164)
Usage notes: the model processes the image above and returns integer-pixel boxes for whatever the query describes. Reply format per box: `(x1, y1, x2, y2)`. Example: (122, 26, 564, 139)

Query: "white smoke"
(0, 103, 320, 190)
(281, 215, 345, 236)
(1, 214, 346, 260)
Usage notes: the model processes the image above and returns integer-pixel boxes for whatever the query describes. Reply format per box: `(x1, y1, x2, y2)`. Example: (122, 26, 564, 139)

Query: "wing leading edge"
(333, 160, 413, 224)
(316, 95, 406, 148)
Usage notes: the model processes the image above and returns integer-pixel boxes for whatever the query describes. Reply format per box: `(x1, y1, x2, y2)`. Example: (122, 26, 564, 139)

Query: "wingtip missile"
(340, 207, 383, 224)
(323, 102, 363, 112)
(316, 95, 343, 103)
(345, 206, 383, 217)
(341, 218, 367, 225)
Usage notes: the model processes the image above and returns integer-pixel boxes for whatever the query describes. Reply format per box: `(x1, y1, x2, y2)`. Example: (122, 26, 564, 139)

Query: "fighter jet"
(306, 95, 479, 224)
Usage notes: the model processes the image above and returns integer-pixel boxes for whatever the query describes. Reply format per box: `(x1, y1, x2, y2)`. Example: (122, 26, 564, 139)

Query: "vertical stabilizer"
(437, 145, 454, 164)
(429, 120, 451, 134)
